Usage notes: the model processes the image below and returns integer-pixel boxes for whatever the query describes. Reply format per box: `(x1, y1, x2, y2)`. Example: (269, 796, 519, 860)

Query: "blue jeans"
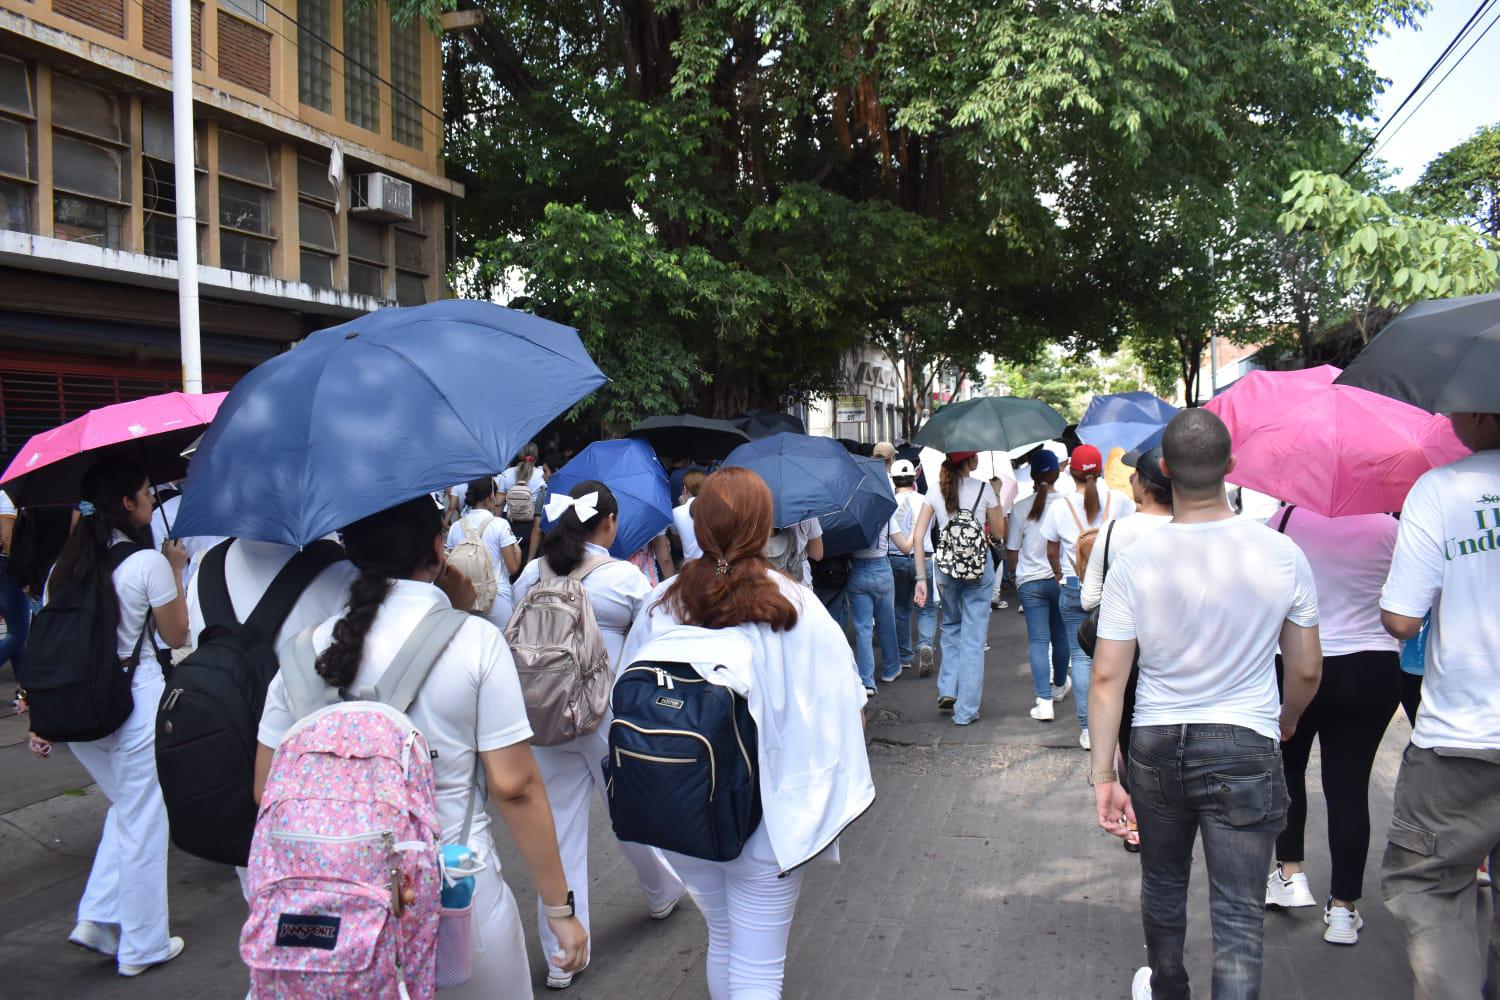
(1058, 579, 1091, 728)
(848, 556, 900, 687)
(936, 560, 995, 725)
(1018, 578, 1069, 702)
(0, 555, 30, 672)
(1130, 724, 1289, 1000)
(889, 553, 936, 666)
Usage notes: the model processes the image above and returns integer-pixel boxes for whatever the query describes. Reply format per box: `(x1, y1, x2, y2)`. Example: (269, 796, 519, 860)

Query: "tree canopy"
(1411, 121, 1500, 238)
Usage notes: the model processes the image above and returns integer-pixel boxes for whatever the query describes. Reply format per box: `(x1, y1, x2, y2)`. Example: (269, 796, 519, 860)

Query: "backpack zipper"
(268, 828, 392, 844)
(611, 720, 716, 799)
(615, 746, 697, 767)
(163, 688, 183, 711)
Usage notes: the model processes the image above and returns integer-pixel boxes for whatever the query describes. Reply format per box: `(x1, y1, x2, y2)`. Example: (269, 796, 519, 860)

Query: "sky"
(1365, 0, 1500, 187)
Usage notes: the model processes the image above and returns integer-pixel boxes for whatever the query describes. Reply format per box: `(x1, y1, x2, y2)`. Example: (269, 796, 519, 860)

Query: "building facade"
(806, 344, 904, 444)
(0, 0, 460, 465)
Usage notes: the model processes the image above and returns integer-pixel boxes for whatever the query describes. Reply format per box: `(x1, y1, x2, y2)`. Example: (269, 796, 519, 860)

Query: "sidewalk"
(0, 598, 1449, 998)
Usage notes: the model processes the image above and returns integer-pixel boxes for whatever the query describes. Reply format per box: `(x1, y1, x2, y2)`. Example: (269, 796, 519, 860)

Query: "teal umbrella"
(913, 396, 1066, 454)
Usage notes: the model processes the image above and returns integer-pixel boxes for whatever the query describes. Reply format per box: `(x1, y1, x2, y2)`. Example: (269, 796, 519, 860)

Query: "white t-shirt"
(794, 518, 823, 587)
(1278, 508, 1398, 657)
(1097, 518, 1319, 741)
(186, 539, 360, 653)
(922, 477, 999, 532)
(1040, 482, 1135, 580)
(852, 512, 899, 560)
(445, 510, 519, 624)
(511, 542, 652, 669)
(893, 491, 932, 555)
(1381, 452, 1500, 750)
(0, 488, 14, 518)
(1006, 492, 1064, 586)
(1080, 511, 1173, 610)
(499, 466, 546, 516)
(672, 499, 702, 561)
(150, 494, 223, 589)
(258, 580, 533, 860)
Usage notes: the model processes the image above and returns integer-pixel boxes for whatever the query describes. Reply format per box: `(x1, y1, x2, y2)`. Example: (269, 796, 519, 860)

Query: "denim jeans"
(848, 556, 900, 687)
(1129, 724, 1289, 1000)
(0, 555, 30, 672)
(936, 560, 995, 725)
(1058, 579, 1091, 728)
(1017, 578, 1069, 702)
(889, 553, 937, 666)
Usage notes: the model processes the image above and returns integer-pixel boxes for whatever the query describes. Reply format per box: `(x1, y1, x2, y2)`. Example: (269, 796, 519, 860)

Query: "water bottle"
(436, 844, 477, 989)
(440, 844, 476, 909)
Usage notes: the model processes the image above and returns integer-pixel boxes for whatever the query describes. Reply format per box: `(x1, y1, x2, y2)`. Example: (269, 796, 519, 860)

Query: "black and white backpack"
(934, 493, 988, 582)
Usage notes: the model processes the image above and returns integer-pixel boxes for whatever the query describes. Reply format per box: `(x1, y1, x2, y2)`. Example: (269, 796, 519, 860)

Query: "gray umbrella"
(1337, 292, 1500, 413)
(912, 395, 1067, 454)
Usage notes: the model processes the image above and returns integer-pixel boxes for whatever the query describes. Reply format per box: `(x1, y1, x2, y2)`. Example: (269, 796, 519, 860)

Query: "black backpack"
(155, 538, 343, 866)
(809, 553, 851, 592)
(18, 541, 153, 743)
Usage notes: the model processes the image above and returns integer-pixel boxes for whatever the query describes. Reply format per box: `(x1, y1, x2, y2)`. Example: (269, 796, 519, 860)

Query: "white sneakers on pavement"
(1029, 697, 1055, 722)
(1052, 677, 1072, 702)
(118, 936, 185, 977)
(917, 645, 935, 677)
(1079, 728, 1091, 751)
(1265, 865, 1317, 909)
(68, 920, 120, 958)
(1323, 902, 1363, 945)
(1131, 966, 1153, 999)
(546, 958, 590, 991)
(649, 894, 683, 921)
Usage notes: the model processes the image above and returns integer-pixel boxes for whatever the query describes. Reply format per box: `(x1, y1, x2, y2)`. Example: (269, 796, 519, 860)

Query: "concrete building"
(806, 344, 903, 444)
(0, 0, 460, 465)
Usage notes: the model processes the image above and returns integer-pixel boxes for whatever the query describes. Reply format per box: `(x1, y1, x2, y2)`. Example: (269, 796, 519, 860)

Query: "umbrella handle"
(141, 441, 171, 540)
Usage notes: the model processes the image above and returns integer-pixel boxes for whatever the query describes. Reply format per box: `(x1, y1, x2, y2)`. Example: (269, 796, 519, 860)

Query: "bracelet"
(540, 890, 575, 919)
(1088, 769, 1118, 786)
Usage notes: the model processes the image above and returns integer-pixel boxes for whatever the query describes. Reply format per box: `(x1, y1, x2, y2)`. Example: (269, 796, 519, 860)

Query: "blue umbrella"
(174, 301, 607, 546)
(722, 433, 867, 529)
(1076, 391, 1178, 455)
(818, 456, 898, 558)
(543, 438, 672, 559)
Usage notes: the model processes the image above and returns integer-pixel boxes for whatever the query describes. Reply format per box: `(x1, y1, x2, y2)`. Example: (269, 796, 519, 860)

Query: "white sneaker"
(649, 894, 683, 921)
(68, 920, 119, 958)
(546, 958, 589, 990)
(1079, 728, 1091, 750)
(1265, 865, 1317, 909)
(1052, 677, 1072, 701)
(1323, 902, 1363, 945)
(118, 936, 184, 977)
(1029, 697, 1055, 722)
(1132, 966, 1153, 999)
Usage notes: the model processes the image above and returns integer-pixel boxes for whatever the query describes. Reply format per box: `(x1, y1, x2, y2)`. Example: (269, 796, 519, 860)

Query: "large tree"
(1412, 122, 1500, 237)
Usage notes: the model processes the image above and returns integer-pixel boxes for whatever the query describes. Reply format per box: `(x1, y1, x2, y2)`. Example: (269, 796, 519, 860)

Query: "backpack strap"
(243, 539, 345, 640)
(355, 605, 471, 715)
(1064, 497, 1085, 534)
(1276, 505, 1296, 533)
(107, 541, 157, 670)
(277, 625, 341, 722)
(197, 539, 237, 631)
(1101, 519, 1115, 578)
(569, 553, 612, 582)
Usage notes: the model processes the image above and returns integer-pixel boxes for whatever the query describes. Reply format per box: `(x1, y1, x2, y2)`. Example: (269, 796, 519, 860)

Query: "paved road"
(1, 595, 1461, 999)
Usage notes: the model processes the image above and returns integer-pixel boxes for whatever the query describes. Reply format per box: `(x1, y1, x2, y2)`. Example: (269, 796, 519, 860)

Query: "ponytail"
(463, 476, 496, 512)
(939, 461, 960, 515)
(1081, 472, 1101, 523)
(1027, 470, 1060, 522)
(536, 480, 619, 576)
(50, 459, 152, 612)
(514, 442, 539, 487)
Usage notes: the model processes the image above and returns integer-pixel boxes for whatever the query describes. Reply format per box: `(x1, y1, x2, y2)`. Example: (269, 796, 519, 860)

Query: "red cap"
(946, 451, 979, 463)
(1070, 444, 1103, 474)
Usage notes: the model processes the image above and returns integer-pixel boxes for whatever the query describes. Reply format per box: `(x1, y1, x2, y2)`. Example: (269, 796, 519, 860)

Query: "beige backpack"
(504, 555, 612, 746)
(1065, 491, 1112, 581)
(447, 513, 498, 615)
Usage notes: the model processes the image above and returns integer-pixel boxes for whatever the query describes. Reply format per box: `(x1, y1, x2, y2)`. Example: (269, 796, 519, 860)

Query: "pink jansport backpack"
(241, 607, 469, 999)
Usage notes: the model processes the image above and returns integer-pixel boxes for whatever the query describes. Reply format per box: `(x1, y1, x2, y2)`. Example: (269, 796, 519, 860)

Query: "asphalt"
(0, 594, 1472, 999)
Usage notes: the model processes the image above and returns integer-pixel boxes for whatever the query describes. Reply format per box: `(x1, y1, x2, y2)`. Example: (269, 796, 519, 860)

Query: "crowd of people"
(1, 398, 1497, 1000)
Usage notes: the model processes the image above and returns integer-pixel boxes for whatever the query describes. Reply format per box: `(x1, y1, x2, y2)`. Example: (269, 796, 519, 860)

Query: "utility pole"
(171, 0, 202, 393)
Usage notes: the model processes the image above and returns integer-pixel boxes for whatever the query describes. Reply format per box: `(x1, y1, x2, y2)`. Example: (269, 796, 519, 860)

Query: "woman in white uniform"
(622, 467, 875, 1000)
(37, 460, 191, 976)
(501, 443, 547, 568)
(255, 498, 586, 999)
(446, 477, 522, 626)
(511, 481, 686, 989)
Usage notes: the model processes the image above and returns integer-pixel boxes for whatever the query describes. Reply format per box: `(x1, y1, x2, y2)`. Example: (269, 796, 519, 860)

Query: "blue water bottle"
(440, 844, 476, 909)
(437, 843, 478, 989)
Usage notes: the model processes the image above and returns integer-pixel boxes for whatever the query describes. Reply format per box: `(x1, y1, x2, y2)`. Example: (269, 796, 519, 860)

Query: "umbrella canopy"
(174, 301, 607, 546)
(817, 456, 899, 558)
(1203, 365, 1469, 517)
(1, 391, 227, 507)
(627, 415, 750, 462)
(543, 438, 672, 559)
(913, 396, 1066, 454)
(722, 433, 867, 529)
(1076, 391, 1179, 455)
(732, 410, 806, 440)
(1336, 292, 1500, 413)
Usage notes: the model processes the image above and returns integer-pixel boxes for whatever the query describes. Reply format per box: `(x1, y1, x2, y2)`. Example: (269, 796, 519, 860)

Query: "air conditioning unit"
(351, 172, 413, 222)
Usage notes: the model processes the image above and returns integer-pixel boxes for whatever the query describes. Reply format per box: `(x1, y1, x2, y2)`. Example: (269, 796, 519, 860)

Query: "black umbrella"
(732, 410, 806, 439)
(627, 415, 751, 462)
(1337, 292, 1500, 413)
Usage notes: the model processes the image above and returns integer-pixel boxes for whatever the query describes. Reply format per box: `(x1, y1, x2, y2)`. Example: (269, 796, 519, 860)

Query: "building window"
(297, 155, 336, 289)
(218, 130, 273, 276)
(394, 198, 428, 305)
(0, 56, 34, 235)
(51, 74, 126, 249)
(348, 216, 386, 298)
(344, 3, 379, 132)
(297, 0, 332, 113)
(390, 19, 422, 149)
(221, 0, 265, 21)
(140, 106, 207, 260)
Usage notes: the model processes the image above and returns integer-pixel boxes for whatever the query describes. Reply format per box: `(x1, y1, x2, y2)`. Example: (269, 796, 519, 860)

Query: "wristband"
(541, 890, 575, 919)
(1088, 769, 1118, 786)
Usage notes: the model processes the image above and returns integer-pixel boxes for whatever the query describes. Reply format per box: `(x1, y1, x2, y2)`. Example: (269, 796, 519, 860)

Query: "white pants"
(446, 859, 532, 1000)
(663, 825, 805, 1000)
(70, 673, 173, 967)
(532, 727, 684, 976)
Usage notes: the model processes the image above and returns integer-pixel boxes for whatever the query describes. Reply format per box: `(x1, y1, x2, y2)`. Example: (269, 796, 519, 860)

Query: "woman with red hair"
(621, 467, 875, 1000)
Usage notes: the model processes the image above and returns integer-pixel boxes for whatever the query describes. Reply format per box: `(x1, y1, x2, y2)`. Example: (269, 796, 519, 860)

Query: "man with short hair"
(1379, 410, 1500, 1000)
(1088, 409, 1323, 1000)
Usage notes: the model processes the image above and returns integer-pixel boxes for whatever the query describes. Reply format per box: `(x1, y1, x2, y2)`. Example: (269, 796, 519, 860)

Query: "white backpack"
(447, 512, 498, 614)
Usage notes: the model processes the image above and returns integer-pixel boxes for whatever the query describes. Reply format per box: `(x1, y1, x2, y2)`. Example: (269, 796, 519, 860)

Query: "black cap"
(1128, 446, 1171, 492)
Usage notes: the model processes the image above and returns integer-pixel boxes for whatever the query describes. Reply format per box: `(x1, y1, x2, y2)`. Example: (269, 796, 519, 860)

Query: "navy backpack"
(604, 660, 761, 862)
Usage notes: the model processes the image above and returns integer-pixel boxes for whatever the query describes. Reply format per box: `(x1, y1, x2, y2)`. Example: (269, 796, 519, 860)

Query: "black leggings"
(1275, 650, 1402, 902)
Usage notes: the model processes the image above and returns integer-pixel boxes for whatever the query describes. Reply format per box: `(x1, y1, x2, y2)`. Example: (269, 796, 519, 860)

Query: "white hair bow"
(545, 490, 600, 524)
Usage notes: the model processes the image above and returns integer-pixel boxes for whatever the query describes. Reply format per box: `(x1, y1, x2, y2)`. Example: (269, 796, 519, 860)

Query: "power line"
(1342, 0, 1497, 176)
(1373, 2, 1500, 164)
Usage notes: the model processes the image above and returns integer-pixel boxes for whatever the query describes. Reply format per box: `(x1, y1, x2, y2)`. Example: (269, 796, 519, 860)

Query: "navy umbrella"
(732, 410, 806, 440)
(543, 438, 672, 559)
(627, 415, 749, 463)
(173, 301, 607, 546)
(817, 456, 898, 558)
(1076, 391, 1178, 455)
(722, 433, 867, 529)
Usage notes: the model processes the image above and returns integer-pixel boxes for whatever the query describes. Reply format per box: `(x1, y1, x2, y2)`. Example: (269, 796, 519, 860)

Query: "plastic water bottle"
(440, 844, 475, 909)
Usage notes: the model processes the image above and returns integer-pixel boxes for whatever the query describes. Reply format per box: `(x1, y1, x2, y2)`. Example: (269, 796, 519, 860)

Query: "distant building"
(806, 345, 903, 444)
(0, 0, 460, 465)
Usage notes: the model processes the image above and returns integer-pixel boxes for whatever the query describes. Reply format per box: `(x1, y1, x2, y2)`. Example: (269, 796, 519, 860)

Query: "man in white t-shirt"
(671, 469, 707, 563)
(889, 460, 937, 676)
(1088, 409, 1323, 1000)
(1378, 411, 1500, 999)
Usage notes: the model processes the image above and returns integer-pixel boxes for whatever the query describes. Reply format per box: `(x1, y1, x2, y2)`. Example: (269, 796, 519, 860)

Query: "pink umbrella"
(1, 391, 227, 507)
(1203, 366, 1467, 517)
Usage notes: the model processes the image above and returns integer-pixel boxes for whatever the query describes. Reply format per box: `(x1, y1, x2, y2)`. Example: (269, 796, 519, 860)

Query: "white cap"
(890, 459, 917, 479)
